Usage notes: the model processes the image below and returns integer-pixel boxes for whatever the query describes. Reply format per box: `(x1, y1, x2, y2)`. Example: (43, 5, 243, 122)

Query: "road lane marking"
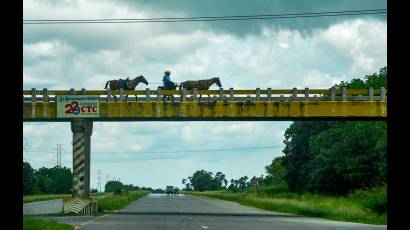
(201, 226, 209, 229)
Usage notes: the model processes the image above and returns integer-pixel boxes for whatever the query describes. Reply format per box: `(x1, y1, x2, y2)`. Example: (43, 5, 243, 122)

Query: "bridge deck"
(23, 88, 387, 121)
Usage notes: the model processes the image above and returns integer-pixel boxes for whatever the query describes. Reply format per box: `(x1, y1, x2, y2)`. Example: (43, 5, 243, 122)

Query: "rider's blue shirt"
(163, 75, 171, 83)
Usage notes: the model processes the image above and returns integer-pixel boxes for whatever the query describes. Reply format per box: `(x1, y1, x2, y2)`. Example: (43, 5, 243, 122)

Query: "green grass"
(23, 192, 112, 203)
(23, 217, 75, 230)
(23, 194, 72, 203)
(98, 191, 150, 211)
(184, 188, 386, 225)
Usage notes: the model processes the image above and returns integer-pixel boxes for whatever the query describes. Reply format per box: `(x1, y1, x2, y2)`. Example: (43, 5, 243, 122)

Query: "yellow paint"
(23, 101, 387, 120)
(23, 88, 386, 96)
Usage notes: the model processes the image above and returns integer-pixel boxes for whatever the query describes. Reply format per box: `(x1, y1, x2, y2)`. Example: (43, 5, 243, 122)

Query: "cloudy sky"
(23, 0, 386, 190)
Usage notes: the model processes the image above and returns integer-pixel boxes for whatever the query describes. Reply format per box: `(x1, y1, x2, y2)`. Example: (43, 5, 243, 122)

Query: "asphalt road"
(23, 199, 63, 215)
(48, 194, 387, 230)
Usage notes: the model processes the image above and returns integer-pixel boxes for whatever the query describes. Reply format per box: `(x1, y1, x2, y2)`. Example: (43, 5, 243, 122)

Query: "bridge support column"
(71, 119, 93, 198)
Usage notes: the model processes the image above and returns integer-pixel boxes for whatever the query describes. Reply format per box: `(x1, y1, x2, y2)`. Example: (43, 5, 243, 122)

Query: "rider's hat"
(164, 70, 171, 74)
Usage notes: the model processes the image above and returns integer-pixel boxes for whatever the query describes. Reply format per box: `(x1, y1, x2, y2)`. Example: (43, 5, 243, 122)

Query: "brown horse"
(104, 75, 148, 101)
(179, 77, 222, 101)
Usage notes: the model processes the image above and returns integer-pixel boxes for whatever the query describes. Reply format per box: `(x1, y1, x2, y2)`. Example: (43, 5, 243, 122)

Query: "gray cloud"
(119, 0, 386, 36)
(23, 18, 386, 90)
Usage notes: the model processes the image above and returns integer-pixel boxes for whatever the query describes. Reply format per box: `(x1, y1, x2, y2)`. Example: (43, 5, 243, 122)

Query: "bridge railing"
(22, 87, 387, 102)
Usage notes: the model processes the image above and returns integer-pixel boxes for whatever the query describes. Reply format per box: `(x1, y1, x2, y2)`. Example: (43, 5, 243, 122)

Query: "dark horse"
(179, 77, 222, 100)
(104, 75, 148, 101)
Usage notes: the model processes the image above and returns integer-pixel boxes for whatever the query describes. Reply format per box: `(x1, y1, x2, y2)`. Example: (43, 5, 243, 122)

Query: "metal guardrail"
(63, 198, 98, 216)
(23, 87, 387, 102)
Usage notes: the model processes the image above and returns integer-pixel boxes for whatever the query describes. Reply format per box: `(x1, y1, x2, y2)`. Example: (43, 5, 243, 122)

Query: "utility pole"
(54, 144, 64, 167)
(97, 170, 102, 192)
(23, 137, 28, 160)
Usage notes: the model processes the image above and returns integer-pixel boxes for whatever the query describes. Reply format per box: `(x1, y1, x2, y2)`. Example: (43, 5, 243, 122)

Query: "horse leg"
(113, 94, 118, 102)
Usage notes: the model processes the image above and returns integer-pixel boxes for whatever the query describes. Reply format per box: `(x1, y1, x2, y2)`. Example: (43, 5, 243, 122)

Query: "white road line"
(201, 226, 209, 229)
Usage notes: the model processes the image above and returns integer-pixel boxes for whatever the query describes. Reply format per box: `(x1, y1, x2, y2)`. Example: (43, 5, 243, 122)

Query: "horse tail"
(179, 83, 183, 90)
(104, 80, 110, 89)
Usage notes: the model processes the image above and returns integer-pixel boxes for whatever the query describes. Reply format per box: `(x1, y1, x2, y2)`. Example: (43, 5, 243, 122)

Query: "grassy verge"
(23, 192, 112, 203)
(184, 188, 386, 225)
(23, 217, 75, 230)
(23, 194, 72, 203)
(98, 191, 150, 211)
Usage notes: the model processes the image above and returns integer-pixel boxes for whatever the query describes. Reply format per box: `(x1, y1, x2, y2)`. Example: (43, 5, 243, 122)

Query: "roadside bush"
(258, 183, 289, 196)
(114, 188, 122, 195)
(349, 185, 387, 214)
(114, 188, 129, 196)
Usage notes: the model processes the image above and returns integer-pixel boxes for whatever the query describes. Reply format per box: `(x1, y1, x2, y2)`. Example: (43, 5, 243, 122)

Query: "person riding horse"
(162, 70, 177, 90)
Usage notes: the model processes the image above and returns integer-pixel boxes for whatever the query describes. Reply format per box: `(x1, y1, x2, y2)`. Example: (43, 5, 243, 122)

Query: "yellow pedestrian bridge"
(23, 87, 387, 121)
(22, 86, 387, 199)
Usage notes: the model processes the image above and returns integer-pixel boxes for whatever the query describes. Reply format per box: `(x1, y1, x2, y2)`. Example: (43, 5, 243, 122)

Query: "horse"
(104, 75, 148, 101)
(179, 77, 222, 101)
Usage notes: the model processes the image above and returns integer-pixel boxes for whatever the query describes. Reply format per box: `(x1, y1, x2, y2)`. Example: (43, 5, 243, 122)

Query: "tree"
(307, 121, 387, 194)
(265, 156, 286, 185)
(227, 179, 239, 192)
(23, 162, 36, 195)
(33, 166, 72, 194)
(282, 121, 332, 192)
(190, 170, 214, 191)
(182, 178, 192, 190)
(213, 172, 227, 190)
(336, 67, 387, 89)
(238, 176, 249, 192)
(184, 170, 227, 191)
(105, 181, 123, 192)
(140, 187, 154, 192)
(280, 67, 387, 195)
(152, 189, 165, 194)
(123, 184, 140, 191)
(282, 120, 387, 195)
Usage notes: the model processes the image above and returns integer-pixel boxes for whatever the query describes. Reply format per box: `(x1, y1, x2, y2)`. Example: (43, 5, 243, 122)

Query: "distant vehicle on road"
(165, 186, 174, 196)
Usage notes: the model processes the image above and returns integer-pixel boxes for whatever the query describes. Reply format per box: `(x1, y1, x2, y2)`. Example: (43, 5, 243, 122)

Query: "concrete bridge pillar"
(70, 119, 93, 198)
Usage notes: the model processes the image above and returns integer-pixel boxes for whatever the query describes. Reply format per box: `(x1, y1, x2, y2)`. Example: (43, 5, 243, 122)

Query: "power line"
(97, 170, 102, 192)
(23, 9, 386, 24)
(25, 145, 283, 154)
(24, 9, 387, 22)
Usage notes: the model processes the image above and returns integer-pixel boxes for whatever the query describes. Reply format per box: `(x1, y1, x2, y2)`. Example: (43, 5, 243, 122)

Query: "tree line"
(23, 162, 72, 195)
(103, 180, 155, 193)
(23, 161, 157, 195)
(182, 67, 387, 196)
